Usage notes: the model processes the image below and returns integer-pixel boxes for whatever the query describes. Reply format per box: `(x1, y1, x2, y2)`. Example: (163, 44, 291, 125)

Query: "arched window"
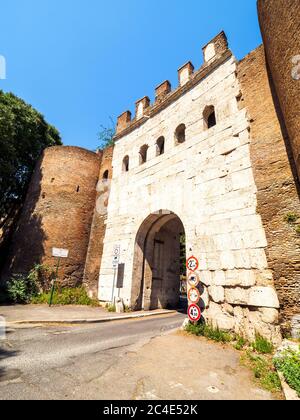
(203, 105, 217, 130)
(123, 156, 129, 172)
(156, 137, 165, 156)
(175, 124, 186, 144)
(103, 170, 109, 180)
(139, 145, 149, 165)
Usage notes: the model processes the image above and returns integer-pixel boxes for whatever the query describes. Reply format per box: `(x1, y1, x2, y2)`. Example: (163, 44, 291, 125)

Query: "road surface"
(0, 313, 185, 400)
(0, 312, 274, 400)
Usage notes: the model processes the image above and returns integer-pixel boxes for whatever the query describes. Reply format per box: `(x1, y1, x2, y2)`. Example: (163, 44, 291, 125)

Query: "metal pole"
(111, 267, 117, 304)
(49, 257, 60, 307)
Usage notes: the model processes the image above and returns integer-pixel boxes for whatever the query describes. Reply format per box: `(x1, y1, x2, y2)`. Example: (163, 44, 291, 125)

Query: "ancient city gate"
(131, 211, 185, 311)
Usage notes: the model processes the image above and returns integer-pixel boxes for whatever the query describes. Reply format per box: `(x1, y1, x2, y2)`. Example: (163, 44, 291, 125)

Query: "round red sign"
(186, 256, 199, 272)
(188, 304, 201, 323)
(188, 287, 201, 304)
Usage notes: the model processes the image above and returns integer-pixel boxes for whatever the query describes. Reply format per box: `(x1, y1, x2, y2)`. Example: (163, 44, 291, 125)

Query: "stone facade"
(97, 34, 283, 344)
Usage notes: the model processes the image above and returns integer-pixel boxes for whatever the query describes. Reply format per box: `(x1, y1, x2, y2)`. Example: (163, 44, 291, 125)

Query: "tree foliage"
(0, 90, 62, 224)
(97, 117, 115, 150)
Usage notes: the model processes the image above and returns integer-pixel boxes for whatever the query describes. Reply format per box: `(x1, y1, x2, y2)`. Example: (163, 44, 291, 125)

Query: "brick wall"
(83, 146, 114, 298)
(1, 146, 101, 288)
(237, 46, 300, 332)
(258, 0, 300, 180)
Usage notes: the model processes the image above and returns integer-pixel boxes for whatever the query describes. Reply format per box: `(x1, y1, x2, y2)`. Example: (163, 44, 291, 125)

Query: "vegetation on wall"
(97, 117, 115, 150)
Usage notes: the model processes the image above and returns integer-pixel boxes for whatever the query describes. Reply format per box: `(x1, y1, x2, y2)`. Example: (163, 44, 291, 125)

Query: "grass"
(106, 304, 116, 313)
(274, 348, 300, 397)
(241, 351, 282, 394)
(252, 334, 274, 354)
(185, 322, 233, 343)
(31, 287, 99, 307)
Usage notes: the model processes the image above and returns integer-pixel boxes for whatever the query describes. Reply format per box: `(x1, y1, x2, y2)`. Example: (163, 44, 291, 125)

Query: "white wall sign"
(52, 248, 69, 258)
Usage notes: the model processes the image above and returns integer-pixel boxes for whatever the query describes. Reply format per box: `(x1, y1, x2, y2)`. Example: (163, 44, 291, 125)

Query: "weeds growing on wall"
(185, 321, 233, 343)
(252, 334, 274, 354)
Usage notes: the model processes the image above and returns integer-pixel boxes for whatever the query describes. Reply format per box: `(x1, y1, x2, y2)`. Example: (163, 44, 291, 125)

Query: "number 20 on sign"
(186, 256, 199, 272)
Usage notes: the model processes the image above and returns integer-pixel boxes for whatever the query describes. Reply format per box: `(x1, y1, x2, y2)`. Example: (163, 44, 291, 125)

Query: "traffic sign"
(113, 245, 121, 256)
(187, 272, 200, 288)
(188, 304, 201, 323)
(186, 256, 199, 272)
(188, 287, 201, 304)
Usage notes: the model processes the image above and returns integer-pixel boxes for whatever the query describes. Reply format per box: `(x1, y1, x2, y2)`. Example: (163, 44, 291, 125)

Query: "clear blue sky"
(0, 0, 261, 151)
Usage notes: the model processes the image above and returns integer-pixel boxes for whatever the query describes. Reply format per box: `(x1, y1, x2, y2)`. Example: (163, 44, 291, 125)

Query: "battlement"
(115, 31, 230, 139)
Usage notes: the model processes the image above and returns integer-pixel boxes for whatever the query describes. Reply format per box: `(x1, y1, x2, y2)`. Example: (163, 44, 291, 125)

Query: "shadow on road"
(0, 339, 19, 381)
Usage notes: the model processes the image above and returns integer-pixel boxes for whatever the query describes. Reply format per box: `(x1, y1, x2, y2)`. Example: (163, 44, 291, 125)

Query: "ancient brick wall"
(237, 46, 300, 333)
(83, 146, 114, 298)
(258, 0, 300, 180)
(1, 146, 101, 288)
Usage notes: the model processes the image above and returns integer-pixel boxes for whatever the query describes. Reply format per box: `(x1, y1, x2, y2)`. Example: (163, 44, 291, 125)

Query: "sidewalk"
(0, 304, 176, 326)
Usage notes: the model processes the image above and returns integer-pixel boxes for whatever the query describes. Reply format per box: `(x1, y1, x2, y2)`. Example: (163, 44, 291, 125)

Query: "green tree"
(0, 90, 62, 226)
(97, 117, 115, 150)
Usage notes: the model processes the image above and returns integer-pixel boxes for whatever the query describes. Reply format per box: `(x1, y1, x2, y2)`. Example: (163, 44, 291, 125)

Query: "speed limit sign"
(186, 256, 199, 272)
(188, 304, 201, 323)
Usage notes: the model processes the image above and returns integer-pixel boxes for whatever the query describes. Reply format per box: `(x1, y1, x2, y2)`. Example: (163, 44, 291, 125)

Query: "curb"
(278, 372, 300, 401)
(6, 310, 178, 327)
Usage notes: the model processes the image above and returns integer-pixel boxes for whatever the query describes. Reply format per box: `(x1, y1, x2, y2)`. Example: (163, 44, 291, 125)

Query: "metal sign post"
(49, 248, 69, 307)
(111, 245, 120, 304)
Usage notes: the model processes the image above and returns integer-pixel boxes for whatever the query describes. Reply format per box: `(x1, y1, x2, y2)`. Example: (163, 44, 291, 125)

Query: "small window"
(139, 145, 149, 165)
(123, 156, 129, 172)
(175, 124, 186, 144)
(156, 137, 165, 156)
(103, 170, 109, 180)
(203, 105, 217, 130)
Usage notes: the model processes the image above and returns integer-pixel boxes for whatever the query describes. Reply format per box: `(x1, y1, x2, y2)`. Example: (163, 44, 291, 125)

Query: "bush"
(274, 349, 300, 397)
(252, 334, 274, 354)
(185, 321, 232, 343)
(106, 304, 116, 313)
(27, 264, 55, 293)
(32, 287, 99, 307)
(7, 274, 38, 304)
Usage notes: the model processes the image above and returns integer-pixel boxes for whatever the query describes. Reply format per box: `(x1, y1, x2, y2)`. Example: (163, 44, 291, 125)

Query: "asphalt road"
(0, 313, 186, 400)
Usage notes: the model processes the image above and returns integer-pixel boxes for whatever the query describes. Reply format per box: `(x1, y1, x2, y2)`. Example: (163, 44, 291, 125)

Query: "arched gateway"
(131, 211, 185, 311)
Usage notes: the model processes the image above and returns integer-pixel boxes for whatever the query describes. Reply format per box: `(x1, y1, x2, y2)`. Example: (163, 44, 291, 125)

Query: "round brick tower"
(258, 0, 300, 180)
(2, 146, 101, 288)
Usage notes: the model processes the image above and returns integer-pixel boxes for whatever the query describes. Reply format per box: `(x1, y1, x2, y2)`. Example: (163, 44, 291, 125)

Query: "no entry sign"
(188, 304, 201, 323)
(186, 256, 199, 272)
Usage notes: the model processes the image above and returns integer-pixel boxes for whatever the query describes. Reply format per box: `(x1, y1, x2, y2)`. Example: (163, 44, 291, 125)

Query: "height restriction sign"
(188, 304, 201, 323)
(186, 256, 199, 272)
